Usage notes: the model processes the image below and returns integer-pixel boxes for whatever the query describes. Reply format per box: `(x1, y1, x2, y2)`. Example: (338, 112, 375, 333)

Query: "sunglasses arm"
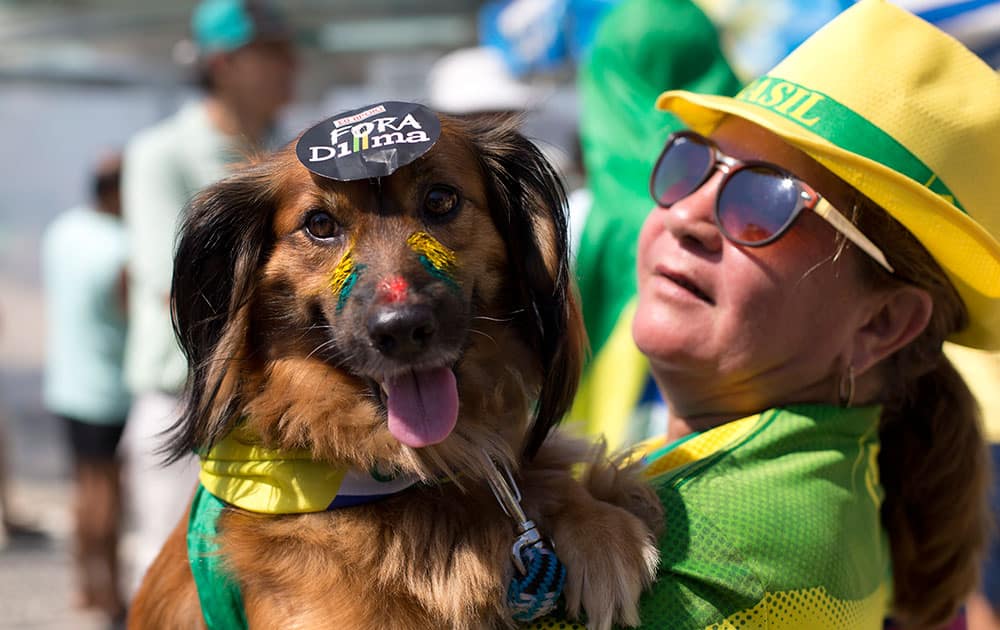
(813, 199, 894, 273)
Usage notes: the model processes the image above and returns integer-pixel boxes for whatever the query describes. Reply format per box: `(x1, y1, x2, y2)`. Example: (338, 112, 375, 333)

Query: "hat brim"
(657, 89, 1000, 350)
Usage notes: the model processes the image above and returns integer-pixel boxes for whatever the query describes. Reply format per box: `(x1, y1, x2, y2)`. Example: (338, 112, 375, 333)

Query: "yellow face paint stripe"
(407, 231, 457, 272)
(407, 231, 459, 287)
(329, 249, 355, 295)
(330, 232, 458, 313)
(329, 241, 365, 311)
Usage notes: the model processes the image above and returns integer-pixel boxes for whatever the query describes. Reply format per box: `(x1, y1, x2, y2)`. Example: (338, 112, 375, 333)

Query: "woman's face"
(633, 117, 882, 411)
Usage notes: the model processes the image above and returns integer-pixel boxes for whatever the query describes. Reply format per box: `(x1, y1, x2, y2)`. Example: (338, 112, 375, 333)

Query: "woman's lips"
(656, 268, 714, 305)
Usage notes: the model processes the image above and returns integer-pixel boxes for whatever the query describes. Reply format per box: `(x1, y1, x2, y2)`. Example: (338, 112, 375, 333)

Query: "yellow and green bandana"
(198, 426, 418, 513)
(188, 426, 420, 630)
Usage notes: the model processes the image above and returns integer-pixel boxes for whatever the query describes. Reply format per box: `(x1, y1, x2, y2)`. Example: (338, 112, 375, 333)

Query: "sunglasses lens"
(652, 135, 713, 206)
(717, 167, 800, 244)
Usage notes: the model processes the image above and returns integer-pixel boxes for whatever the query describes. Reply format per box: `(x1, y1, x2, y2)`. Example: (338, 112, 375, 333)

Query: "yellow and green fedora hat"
(655, 0, 1000, 350)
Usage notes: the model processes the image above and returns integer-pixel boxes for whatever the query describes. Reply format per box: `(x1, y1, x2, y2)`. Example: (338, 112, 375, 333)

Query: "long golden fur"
(128, 114, 662, 629)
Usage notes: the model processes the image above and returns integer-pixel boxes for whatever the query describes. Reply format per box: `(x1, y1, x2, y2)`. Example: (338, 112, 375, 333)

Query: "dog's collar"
(196, 429, 566, 623)
(198, 427, 419, 514)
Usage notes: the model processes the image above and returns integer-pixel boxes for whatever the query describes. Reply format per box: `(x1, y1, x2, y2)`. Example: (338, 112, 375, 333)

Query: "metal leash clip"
(480, 450, 567, 622)
(481, 452, 546, 574)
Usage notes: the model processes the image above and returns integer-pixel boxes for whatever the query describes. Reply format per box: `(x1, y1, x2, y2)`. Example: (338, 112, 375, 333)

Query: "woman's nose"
(660, 170, 725, 254)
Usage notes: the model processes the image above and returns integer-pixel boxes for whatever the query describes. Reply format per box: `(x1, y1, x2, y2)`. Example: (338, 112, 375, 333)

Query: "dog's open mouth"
(368, 368, 459, 448)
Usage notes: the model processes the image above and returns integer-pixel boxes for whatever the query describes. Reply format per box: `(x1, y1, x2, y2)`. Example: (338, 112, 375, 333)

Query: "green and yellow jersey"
(533, 404, 891, 629)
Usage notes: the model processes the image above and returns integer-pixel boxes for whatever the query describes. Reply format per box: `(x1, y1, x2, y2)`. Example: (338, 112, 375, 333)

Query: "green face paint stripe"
(418, 255, 459, 290)
(407, 231, 460, 287)
(735, 77, 965, 212)
(329, 242, 367, 312)
(329, 246, 355, 294)
(336, 265, 366, 312)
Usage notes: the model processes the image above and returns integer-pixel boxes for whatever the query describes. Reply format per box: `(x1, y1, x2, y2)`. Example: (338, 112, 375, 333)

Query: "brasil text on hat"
(655, 0, 1000, 350)
(192, 0, 292, 55)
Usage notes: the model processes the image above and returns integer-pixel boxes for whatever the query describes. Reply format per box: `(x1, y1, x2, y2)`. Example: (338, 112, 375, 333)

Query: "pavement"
(0, 479, 107, 630)
(0, 268, 117, 629)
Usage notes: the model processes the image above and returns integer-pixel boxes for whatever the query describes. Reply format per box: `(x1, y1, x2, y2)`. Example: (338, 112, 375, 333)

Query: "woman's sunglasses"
(649, 131, 894, 273)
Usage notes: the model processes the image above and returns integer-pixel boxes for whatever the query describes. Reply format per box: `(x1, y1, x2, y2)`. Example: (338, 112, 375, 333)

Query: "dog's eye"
(304, 210, 342, 240)
(423, 186, 460, 219)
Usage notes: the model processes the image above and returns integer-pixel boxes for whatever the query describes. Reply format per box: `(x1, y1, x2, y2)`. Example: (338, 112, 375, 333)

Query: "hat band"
(736, 76, 965, 213)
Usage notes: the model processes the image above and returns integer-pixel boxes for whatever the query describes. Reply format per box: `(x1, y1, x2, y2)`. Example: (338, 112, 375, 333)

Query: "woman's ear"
(851, 285, 933, 376)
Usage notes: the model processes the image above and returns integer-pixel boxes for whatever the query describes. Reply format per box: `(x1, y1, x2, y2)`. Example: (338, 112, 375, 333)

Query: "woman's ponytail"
(878, 355, 990, 628)
(854, 197, 992, 628)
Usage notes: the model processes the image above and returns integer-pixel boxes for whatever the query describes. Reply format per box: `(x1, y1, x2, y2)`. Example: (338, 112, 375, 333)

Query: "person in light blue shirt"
(117, 0, 299, 597)
(41, 152, 130, 624)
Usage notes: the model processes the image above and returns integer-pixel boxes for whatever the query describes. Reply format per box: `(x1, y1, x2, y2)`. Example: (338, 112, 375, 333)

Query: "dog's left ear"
(466, 116, 588, 459)
(166, 159, 279, 461)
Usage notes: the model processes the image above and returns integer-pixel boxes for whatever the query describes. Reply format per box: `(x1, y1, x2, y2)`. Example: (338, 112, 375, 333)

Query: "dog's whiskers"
(471, 309, 525, 324)
(468, 328, 498, 347)
(305, 337, 340, 361)
(292, 322, 336, 345)
(303, 323, 336, 332)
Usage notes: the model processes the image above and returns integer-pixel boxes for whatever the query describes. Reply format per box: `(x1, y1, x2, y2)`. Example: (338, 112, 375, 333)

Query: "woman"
(532, 1, 1000, 628)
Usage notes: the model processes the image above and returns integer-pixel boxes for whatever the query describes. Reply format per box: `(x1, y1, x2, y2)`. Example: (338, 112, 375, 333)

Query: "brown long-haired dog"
(128, 111, 662, 629)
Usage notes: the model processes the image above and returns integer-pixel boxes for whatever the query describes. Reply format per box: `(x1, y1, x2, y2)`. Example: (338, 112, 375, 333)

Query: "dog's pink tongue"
(385, 368, 458, 448)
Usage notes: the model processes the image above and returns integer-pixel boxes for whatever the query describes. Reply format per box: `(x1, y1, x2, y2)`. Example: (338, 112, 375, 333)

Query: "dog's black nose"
(367, 304, 437, 359)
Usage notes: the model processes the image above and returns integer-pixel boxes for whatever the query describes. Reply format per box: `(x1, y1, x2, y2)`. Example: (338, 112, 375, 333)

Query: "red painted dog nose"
(367, 303, 437, 359)
(376, 275, 409, 304)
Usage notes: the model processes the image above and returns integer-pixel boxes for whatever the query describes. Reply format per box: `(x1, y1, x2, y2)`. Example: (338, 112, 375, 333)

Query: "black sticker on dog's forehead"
(295, 102, 441, 181)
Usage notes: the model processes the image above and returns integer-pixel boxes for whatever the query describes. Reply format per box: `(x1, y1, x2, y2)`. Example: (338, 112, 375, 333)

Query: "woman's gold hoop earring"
(838, 365, 856, 407)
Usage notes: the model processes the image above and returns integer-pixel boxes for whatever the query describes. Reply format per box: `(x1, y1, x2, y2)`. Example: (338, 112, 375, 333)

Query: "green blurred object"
(575, 0, 741, 357)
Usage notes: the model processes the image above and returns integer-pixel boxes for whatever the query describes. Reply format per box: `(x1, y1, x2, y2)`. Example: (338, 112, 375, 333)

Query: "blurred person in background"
(567, 0, 740, 446)
(950, 343, 1000, 630)
(0, 320, 48, 548)
(426, 46, 587, 243)
(118, 0, 298, 595)
(41, 152, 129, 625)
(0, 414, 46, 544)
(426, 45, 541, 121)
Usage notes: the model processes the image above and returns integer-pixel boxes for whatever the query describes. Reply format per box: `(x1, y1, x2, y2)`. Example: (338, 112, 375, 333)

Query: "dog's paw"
(519, 432, 664, 629)
(549, 494, 659, 630)
(582, 449, 665, 540)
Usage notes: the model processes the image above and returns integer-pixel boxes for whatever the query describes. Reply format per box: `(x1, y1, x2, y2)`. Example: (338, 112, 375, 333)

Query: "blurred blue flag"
(480, 0, 1000, 79)
(479, 0, 621, 75)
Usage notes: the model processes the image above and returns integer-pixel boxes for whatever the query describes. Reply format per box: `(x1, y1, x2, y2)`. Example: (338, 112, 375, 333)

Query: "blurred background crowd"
(0, 0, 997, 628)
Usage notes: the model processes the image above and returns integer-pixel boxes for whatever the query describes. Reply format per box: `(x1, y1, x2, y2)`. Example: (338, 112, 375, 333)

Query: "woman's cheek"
(636, 207, 663, 279)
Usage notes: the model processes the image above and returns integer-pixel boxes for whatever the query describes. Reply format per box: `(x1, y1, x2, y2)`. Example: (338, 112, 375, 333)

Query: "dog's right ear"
(165, 160, 278, 462)
(460, 115, 586, 460)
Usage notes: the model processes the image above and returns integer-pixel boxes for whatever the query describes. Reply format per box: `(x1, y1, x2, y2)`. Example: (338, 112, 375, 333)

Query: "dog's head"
(167, 113, 584, 478)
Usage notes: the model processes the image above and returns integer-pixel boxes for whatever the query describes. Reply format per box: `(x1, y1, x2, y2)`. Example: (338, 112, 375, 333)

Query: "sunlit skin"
(633, 117, 930, 440)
